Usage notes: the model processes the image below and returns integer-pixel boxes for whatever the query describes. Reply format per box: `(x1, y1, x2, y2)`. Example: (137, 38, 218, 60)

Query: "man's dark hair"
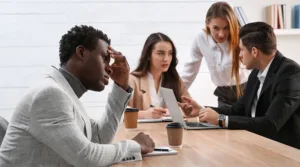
(239, 22, 277, 55)
(59, 25, 111, 66)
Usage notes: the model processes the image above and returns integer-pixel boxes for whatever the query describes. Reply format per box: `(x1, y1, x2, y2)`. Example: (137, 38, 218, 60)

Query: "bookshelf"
(274, 29, 300, 35)
(230, 0, 300, 66)
(230, 0, 300, 33)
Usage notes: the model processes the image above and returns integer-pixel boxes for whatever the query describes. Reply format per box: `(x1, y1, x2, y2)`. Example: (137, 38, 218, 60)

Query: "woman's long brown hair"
(131, 32, 182, 102)
(205, 1, 243, 98)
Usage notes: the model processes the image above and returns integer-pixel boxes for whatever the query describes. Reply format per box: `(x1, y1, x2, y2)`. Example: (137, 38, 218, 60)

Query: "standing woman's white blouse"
(181, 31, 249, 89)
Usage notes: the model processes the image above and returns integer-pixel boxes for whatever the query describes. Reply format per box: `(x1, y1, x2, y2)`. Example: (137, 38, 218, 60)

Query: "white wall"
(1, 0, 300, 121)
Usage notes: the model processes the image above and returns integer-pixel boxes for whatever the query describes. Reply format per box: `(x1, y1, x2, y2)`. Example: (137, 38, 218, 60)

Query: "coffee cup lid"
(125, 107, 139, 112)
(166, 122, 183, 128)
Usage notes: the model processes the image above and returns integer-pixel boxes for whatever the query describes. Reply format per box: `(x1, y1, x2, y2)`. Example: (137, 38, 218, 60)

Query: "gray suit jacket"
(0, 67, 142, 167)
(0, 116, 8, 145)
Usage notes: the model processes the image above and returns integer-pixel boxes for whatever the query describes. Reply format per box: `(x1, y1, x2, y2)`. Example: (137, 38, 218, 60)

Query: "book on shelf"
(238, 6, 248, 24)
(295, 5, 300, 28)
(266, 4, 292, 29)
(266, 5, 276, 28)
(233, 6, 248, 27)
(278, 4, 284, 28)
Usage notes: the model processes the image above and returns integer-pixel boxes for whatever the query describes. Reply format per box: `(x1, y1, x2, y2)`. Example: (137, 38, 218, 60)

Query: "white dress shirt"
(250, 57, 275, 117)
(225, 57, 275, 127)
(148, 72, 164, 107)
(181, 31, 249, 88)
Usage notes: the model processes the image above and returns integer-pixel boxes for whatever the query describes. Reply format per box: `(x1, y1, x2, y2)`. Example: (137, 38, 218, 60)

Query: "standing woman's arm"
(181, 35, 204, 89)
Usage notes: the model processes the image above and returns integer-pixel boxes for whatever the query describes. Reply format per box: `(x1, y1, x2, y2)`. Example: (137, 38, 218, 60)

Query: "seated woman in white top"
(128, 33, 191, 119)
(181, 2, 249, 108)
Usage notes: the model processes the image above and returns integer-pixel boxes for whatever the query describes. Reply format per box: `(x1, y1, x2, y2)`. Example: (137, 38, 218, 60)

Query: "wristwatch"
(218, 114, 226, 127)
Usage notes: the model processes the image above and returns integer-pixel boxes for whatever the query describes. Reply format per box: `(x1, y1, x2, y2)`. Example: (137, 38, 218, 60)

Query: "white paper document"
(138, 116, 172, 123)
(143, 146, 178, 157)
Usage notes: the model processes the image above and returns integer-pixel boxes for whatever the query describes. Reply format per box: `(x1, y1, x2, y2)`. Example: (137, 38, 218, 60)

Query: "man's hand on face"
(108, 46, 130, 90)
(132, 132, 155, 155)
(198, 108, 219, 125)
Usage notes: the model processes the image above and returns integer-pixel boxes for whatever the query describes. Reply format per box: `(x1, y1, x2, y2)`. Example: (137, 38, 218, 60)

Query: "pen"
(150, 105, 167, 114)
(154, 148, 169, 152)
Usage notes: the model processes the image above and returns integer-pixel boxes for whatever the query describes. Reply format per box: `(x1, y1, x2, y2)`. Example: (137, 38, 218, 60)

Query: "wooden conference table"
(113, 122, 300, 167)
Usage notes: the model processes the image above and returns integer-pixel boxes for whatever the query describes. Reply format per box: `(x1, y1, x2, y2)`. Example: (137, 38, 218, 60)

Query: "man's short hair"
(59, 25, 111, 66)
(239, 22, 277, 55)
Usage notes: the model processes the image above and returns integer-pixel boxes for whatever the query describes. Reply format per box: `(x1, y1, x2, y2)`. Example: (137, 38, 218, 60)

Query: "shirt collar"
(257, 57, 275, 82)
(147, 72, 163, 85)
(59, 67, 87, 98)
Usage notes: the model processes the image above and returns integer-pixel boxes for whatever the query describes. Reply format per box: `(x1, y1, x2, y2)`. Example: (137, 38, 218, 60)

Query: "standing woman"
(181, 1, 248, 108)
(128, 33, 191, 119)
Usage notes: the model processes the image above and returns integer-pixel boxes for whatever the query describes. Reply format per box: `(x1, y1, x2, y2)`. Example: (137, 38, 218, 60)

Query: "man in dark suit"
(179, 22, 300, 149)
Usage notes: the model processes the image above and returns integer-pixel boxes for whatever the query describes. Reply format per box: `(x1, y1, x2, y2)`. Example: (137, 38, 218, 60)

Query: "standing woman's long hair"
(205, 2, 243, 98)
(131, 33, 182, 102)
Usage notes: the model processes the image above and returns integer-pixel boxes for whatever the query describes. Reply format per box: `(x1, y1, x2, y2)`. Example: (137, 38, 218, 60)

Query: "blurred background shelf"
(274, 29, 300, 35)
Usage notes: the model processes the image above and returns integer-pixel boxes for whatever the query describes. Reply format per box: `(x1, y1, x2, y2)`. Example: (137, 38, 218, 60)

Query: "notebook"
(138, 116, 172, 123)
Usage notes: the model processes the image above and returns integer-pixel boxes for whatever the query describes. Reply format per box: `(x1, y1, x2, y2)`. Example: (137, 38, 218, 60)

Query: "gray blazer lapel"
(45, 66, 92, 140)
